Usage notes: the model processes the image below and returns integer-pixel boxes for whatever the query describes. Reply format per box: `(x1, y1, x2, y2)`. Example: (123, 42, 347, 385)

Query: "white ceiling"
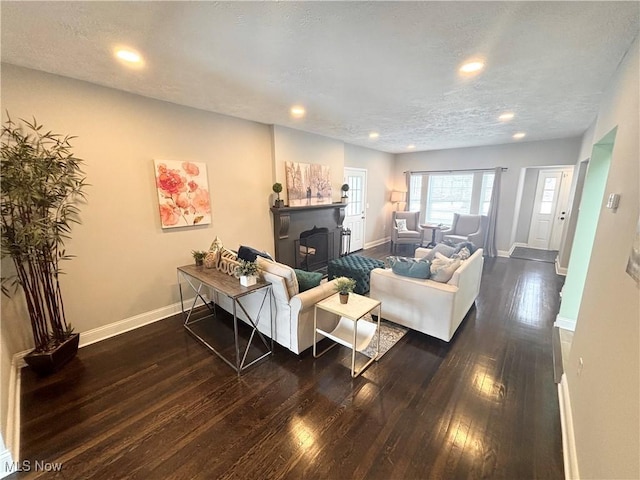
(1, 2, 638, 153)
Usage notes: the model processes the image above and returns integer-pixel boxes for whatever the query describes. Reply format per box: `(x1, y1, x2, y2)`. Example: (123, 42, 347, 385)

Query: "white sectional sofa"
(369, 247, 484, 342)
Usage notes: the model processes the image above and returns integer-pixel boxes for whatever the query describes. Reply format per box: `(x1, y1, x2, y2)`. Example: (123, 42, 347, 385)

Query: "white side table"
(313, 293, 382, 377)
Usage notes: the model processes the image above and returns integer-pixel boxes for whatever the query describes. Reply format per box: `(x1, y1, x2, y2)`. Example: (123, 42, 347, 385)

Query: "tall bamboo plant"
(1, 115, 87, 352)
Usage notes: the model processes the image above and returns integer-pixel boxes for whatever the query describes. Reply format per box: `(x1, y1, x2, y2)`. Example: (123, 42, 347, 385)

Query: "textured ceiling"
(1, 1, 638, 153)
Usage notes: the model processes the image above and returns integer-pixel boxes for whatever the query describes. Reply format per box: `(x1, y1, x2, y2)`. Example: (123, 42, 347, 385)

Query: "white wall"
(394, 138, 581, 253)
(272, 125, 345, 205)
(565, 36, 639, 479)
(0, 64, 274, 443)
(344, 144, 395, 246)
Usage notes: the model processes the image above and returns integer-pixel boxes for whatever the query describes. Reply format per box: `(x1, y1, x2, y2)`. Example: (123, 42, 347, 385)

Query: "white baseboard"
(0, 448, 15, 478)
(555, 315, 576, 332)
(364, 236, 390, 250)
(558, 374, 580, 479)
(6, 297, 201, 464)
(497, 250, 511, 258)
(4, 351, 26, 467)
(555, 257, 568, 276)
(508, 242, 527, 256)
(79, 298, 198, 348)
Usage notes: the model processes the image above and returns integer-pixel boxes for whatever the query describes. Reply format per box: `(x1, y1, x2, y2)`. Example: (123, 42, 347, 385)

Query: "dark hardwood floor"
(14, 244, 565, 479)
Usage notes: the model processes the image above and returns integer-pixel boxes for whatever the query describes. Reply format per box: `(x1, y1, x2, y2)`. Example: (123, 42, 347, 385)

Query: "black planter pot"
(24, 333, 80, 376)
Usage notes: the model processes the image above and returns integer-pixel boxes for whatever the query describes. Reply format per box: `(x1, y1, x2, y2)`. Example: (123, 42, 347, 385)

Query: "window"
(425, 174, 473, 224)
(413, 171, 495, 225)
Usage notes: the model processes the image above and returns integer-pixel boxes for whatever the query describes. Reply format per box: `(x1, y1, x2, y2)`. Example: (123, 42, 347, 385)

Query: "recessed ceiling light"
(290, 106, 306, 118)
(499, 112, 515, 121)
(459, 60, 485, 74)
(513, 132, 526, 140)
(407, 144, 416, 150)
(369, 132, 379, 139)
(115, 48, 143, 65)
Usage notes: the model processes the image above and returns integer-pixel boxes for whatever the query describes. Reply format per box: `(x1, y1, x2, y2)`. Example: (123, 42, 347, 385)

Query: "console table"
(177, 265, 272, 375)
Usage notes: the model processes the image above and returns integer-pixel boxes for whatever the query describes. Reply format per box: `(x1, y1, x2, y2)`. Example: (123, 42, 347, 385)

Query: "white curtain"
(485, 167, 502, 257)
(403, 171, 411, 211)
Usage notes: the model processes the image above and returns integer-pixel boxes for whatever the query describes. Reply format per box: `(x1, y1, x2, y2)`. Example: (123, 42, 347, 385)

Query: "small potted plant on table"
(335, 277, 356, 304)
(191, 250, 207, 266)
(236, 259, 259, 287)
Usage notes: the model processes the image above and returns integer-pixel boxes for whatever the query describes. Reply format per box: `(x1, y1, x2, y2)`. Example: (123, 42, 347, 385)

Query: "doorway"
(343, 168, 367, 253)
(528, 167, 573, 250)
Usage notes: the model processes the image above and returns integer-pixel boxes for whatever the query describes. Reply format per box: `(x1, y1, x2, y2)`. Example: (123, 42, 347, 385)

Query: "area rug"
(510, 246, 558, 263)
(359, 316, 408, 360)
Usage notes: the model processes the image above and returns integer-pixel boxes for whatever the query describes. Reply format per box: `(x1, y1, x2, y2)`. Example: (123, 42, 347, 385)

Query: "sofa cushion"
(294, 269, 323, 292)
(388, 256, 431, 279)
(238, 245, 273, 262)
(431, 252, 462, 283)
(257, 257, 299, 298)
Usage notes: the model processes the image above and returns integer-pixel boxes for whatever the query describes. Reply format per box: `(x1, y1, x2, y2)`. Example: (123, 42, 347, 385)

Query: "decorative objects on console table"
(235, 259, 259, 287)
(313, 292, 382, 377)
(1, 115, 87, 375)
(177, 264, 273, 375)
(334, 277, 356, 304)
(191, 250, 207, 266)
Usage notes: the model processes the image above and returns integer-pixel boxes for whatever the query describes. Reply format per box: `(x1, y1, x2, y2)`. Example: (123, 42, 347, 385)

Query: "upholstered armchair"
(440, 213, 487, 247)
(391, 211, 424, 253)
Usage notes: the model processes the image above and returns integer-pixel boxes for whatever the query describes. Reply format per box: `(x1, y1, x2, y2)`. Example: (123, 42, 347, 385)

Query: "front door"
(343, 168, 367, 253)
(528, 168, 572, 249)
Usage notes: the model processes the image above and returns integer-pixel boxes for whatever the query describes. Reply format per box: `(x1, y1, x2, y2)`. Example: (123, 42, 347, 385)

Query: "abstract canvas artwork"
(626, 215, 640, 286)
(285, 161, 332, 206)
(154, 160, 211, 228)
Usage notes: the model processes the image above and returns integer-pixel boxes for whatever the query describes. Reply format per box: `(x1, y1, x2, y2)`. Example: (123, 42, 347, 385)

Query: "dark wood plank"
(11, 245, 565, 479)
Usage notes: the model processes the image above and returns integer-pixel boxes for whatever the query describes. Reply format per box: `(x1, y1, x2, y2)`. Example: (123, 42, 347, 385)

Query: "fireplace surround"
(270, 204, 346, 271)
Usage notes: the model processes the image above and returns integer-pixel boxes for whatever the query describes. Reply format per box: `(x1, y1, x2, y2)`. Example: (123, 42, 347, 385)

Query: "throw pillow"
(238, 245, 273, 262)
(423, 242, 456, 261)
(430, 252, 462, 283)
(395, 218, 408, 232)
(454, 241, 477, 255)
(453, 247, 471, 260)
(388, 256, 431, 279)
(294, 269, 323, 292)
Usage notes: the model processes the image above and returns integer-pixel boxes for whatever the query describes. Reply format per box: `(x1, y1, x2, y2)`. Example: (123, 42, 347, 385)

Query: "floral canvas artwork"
(285, 161, 332, 206)
(154, 160, 211, 228)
